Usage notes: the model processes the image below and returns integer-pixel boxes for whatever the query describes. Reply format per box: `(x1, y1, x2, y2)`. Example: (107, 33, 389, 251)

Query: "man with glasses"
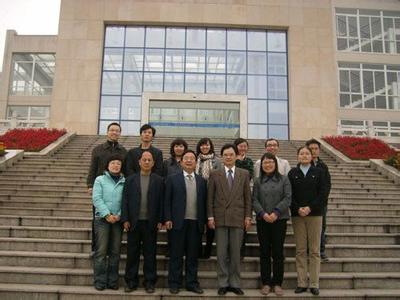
(87, 122, 127, 252)
(254, 138, 291, 177)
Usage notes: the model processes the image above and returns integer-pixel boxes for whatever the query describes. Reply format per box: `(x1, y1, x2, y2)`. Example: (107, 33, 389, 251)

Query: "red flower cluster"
(323, 135, 396, 160)
(0, 128, 67, 152)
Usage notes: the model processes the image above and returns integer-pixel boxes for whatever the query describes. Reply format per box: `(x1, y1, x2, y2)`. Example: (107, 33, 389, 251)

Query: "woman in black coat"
(288, 146, 326, 296)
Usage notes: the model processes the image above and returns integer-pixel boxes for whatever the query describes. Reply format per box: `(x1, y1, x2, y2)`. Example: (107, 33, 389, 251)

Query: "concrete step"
(0, 266, 398, 289)
(1, 284, 400, 300)
(1, 226, 397, 245)
(0, 200, 90, 209)
(0, 251, 399, 273)
(0, 238, 399, 258)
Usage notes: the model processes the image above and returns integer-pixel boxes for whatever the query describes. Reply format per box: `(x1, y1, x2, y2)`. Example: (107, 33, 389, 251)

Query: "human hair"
(139, 149, 154, 160)
(305, 138, 321, 149)
(170, 138, 188, 157)
(265, 138, 279, 148)
(297, 146, 312, 155)
(106, 154, 123, 172)
(220, 143, 238, 156)
(182, 149, 197, 160)
(196, 137, 215, 155)
(259, 152, 281, 180)
(107, 122, 121, 132)
(234, 137, 249, 147)
(140, 124, 156, 136)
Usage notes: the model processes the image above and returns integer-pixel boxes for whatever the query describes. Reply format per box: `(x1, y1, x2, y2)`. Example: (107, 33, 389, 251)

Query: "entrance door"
(149, 100, 240, 137)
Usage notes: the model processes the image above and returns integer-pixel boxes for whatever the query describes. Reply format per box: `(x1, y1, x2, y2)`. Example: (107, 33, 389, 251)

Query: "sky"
(0, 0, 61, 70)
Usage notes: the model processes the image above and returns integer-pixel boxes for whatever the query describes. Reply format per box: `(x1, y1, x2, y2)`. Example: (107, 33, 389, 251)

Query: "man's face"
(107, 125, 121, 142)
(265, 140, 279, 156)
(308, 143, 320, 159)
(139, 152, 154, 172)
(141, 128, 153, 143)
(181, 152, 196, 173)
(222, 147, 236, 168)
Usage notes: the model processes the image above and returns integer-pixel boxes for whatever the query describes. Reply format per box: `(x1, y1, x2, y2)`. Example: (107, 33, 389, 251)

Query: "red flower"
(0, 128, 67, 152)
(323, 136, 396, 160)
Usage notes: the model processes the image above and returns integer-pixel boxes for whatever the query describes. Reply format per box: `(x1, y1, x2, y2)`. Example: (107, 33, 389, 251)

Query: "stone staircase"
(0, 135, 399, 299)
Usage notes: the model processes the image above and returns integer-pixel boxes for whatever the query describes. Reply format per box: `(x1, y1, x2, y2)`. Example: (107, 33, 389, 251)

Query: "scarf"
(196, 153, 215, 180)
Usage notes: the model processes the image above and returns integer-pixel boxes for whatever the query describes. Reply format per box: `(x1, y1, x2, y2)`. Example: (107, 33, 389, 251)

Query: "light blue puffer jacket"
(92, 171, 125, 218)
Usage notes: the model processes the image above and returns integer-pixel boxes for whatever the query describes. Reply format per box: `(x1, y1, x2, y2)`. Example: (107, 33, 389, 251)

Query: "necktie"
(227, 169, 234, 189)
(187, 174, 194, 181)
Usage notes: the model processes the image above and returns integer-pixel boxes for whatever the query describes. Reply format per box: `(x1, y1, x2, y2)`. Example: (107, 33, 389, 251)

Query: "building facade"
(0, 0, 399, 141)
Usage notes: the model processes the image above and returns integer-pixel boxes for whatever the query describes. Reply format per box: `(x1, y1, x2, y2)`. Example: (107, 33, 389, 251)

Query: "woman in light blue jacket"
(92, 154, 125, 291)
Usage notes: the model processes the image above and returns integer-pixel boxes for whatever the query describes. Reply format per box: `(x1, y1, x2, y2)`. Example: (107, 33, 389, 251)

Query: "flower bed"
(322, 136, 396, 160)
(385, 152, 400, 171)
(0, 128, 67, 152)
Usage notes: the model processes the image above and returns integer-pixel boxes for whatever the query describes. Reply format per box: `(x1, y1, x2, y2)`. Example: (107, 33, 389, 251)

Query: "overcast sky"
(0, 0, 61, 70)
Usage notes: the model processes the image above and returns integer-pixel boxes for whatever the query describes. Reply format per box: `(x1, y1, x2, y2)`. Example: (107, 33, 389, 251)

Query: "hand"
(87, 188, 93, 195)
(303, 206, 311, 215)
(105, 214, 114, 223)
(263, 213, 273, 223)
(165, 221, 173, 230)
(123, 221, 131, 232)
(114, 215, 120, 222)
(269, 212, 278, 223)
(157, 223, 163, 231)
(208, 219, 215, 230)
(244, 217, 252, 231)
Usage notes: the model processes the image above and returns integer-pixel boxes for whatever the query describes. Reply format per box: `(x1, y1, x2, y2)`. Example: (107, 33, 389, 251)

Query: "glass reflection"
(124, 48, 144, 71)
(122, 72, 142, 94)
(186, 50, 205, 72)
(125, 27, 145, 47)
(227, 51, 246, 74)
(207, 50, 226, 73)
(102, 72, 122, 95)
(165, 50, 184, 72)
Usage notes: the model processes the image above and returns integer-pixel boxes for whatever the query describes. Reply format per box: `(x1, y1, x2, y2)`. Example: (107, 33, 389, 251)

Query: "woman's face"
(237, 142, 248, 156)
(200, 141, 211, 155)
(262, 158, 276, 175)
(174, 144, 185, 157)
(108, 160, 122, 174)
(298, 148, 312, 165)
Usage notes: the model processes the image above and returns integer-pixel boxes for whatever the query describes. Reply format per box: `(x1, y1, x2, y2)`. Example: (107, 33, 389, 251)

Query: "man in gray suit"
(207, 144, 252, 296)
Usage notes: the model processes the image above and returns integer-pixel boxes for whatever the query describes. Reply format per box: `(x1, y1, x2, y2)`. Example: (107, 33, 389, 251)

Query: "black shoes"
(145, 284, 155, 293)
(310, 288, 320, 296)
(218, 287, 228, 295)
(186, 286, 204, 294)
(294, 287, 307, 294)
(94, 285, 105, 291)
(124, 285, 137, 293)
(320, 252, 329, 262)
(229, 287, 244, 295)
(169, 287, 180, 294)
(107, 285, 119, 290)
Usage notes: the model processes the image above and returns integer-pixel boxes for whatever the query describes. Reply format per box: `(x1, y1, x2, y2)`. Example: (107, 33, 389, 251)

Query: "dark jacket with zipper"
(288, 164, 327, 217)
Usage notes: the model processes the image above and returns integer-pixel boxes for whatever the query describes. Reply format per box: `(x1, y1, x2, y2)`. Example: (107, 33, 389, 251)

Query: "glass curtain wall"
(100, 26, 288, 138)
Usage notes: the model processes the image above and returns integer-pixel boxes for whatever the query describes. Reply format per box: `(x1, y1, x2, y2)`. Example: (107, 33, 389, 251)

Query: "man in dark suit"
(121, 150, 164, 294)
(164, 150, 207, 295)
(125, 124, 163, 177)
(208, 144, 252, 296)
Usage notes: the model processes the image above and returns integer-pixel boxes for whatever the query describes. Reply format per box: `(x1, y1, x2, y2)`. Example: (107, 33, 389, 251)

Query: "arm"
(92, 177, 110, 218)
(158, 179, 165, 224)
(164, 176, 173, 223)
(243, 171, 252, 219)
(207, 172, 216, 219)
(87, 149, 98, 188)
(288, 170, 299, 213)
(274, 176, 292, 216)
(310, 169, 327, 212)
(120, 179, 129, 223)
(252, 178, 265, 218)
(154, 149, 164, 176)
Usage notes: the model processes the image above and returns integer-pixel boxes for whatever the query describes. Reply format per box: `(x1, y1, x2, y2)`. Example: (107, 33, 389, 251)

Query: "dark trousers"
(320, 206, 327, 253)
(168, 219, 201, 289)
(202, 227, 215, 257)
(256, 219, 287, 286)
(125, 220, 158, 288)
(93, 218, 122, 288)
(91, 205, 96, 252)
(240, 231, 247, 257)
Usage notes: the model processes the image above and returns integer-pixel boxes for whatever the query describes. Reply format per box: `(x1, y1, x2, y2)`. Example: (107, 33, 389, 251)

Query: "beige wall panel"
(51, 0, 338, 138)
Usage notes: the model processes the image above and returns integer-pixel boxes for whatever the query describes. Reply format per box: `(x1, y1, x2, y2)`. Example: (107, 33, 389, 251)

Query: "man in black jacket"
(306, 139, 332, 261)
(125, 124, 163, 177)
(121, 150, 164, 293)
(87, 122, 127, 251)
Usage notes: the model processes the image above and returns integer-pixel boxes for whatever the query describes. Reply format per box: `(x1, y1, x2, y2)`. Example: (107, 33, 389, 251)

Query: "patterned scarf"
(196, 153, 215, 180)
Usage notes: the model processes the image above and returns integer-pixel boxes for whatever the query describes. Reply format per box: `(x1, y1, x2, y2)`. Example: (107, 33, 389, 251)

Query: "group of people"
(87, 122, 331, 296)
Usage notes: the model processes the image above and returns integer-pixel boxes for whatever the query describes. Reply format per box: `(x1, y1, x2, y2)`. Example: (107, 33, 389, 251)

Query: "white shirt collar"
(183, 170, 195, 177)
(224, 165, 236, 174)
